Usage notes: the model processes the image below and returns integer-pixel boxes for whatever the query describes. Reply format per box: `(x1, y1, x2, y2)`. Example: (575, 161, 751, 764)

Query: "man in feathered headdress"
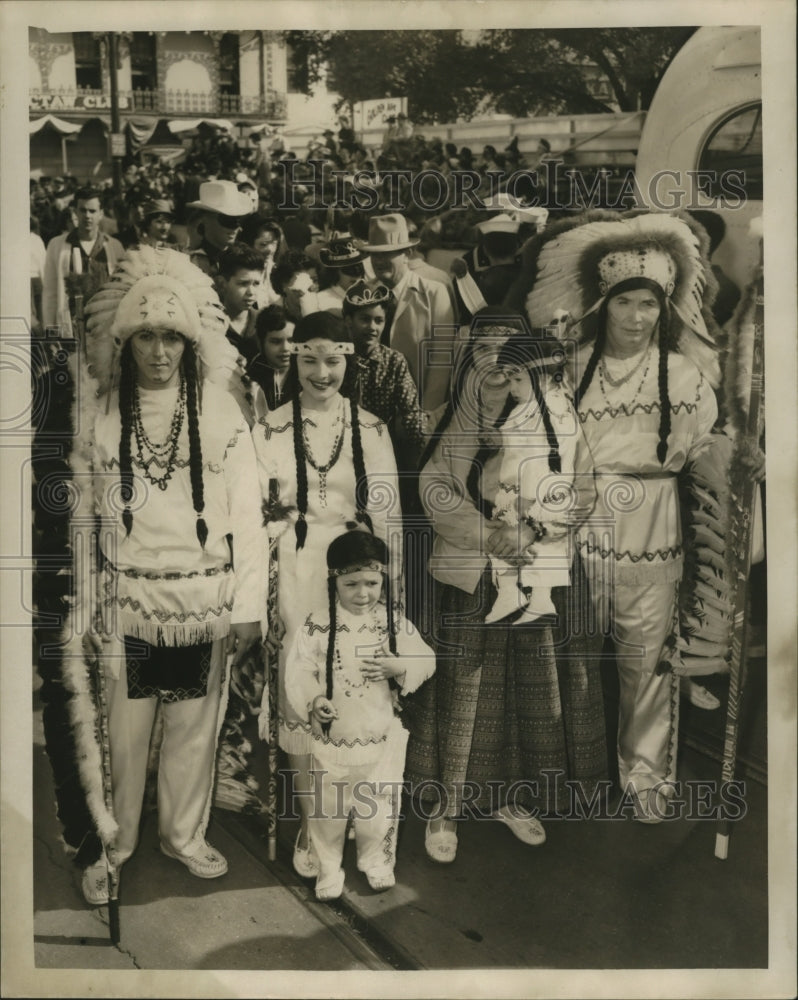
(63, 246, 267, 903)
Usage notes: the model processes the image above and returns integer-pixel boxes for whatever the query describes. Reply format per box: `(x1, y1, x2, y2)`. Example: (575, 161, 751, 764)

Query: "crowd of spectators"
(30, 120, 559, 253)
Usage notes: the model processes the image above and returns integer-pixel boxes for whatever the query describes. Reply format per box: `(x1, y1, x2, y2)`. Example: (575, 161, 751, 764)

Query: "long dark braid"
(573, 327, 606, 411)
(292, 391, 309, 549)
(323, 575, 337, 735)
(465, 394, 517, 520)
(384, 569, 398, 656)
(349, 396, 373, 533)
(118, 345, 136, 537)
(182, 344, 208, 548)
(655, 300, 673, 465)
(530, 368, 562, 473)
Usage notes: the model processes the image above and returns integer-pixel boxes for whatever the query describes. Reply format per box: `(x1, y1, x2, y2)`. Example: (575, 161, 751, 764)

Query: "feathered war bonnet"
(83, 245, 234, 397)
(525, 213, 721, 387)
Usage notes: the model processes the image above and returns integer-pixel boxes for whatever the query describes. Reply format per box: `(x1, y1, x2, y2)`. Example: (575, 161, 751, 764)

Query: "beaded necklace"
(334, 645, 370, 698)
(302, 398, 346, 507)
(600, 343, 651, 388)
(598, 344, 653, 410)
(133, 374, 186, 491)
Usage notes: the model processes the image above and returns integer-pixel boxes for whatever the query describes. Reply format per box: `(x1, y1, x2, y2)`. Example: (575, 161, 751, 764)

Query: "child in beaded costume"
(285, 529, 434, 900)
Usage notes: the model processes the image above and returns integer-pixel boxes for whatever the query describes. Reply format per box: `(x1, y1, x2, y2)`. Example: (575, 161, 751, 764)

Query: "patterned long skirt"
(404, 561, 608, 815)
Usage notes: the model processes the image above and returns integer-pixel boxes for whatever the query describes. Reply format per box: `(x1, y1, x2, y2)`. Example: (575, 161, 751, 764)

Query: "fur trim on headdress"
(525, 213, 721, 387)
(503, 209, 618, 314)
(83, 246, 232, 396)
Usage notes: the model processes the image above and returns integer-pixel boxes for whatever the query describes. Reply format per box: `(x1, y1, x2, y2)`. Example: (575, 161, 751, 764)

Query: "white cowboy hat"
(475, 213, 521, 235)
(187, 180, 252, 216)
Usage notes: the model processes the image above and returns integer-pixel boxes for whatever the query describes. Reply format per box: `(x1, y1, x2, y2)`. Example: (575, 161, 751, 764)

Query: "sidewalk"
(31, 690, 389, 973)
(31, 687, 769, 973)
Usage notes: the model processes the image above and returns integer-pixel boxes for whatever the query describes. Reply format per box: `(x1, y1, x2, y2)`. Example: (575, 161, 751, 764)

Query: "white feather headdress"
(525, 213, 721, 387)
(83, 245, 236, 395)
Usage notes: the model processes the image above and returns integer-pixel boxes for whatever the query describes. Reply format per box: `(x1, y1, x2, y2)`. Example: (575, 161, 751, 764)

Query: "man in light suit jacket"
(42, 185, 124, 336)
(362, 214, 456, 411)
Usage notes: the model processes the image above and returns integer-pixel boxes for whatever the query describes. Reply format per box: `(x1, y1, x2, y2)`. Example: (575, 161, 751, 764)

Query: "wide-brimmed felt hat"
(141, 198, 175, 220)
(319, 237, 368, 268)
(360, 214, 419, 253)
(187, 180, 252, 217)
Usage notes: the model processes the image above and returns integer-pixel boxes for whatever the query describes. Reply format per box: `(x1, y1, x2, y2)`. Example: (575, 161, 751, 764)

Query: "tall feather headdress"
(525, 213, 721, 387)
(83, 245, 237, 396)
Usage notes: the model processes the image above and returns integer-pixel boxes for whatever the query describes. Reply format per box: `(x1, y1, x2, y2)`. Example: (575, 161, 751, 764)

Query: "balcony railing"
(30, 86, 287, 120)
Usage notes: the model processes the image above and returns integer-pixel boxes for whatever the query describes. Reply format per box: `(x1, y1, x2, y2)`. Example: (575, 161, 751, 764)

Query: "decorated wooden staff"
(715, 269, 765, 861)
(261, 478, 291, 861)
(89, 541, 121, 944)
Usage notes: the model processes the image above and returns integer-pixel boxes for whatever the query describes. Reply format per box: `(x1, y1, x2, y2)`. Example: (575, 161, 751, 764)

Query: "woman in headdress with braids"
(252, 310, 401, 879)
(525, 213, 721, 823)
(68, 246, 266, 901)
(405, 310, 607, 864)
(284, 529, 435, 900)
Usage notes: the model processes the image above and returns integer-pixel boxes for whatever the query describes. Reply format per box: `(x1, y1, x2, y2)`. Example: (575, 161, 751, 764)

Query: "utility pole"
(108, 32, 123, 193)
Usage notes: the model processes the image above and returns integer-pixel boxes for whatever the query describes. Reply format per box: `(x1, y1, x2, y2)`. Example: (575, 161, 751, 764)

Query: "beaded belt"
(107, 562, 233, 581)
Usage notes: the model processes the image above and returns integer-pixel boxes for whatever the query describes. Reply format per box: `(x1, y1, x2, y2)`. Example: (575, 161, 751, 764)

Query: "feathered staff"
(714, 263, 765, 861)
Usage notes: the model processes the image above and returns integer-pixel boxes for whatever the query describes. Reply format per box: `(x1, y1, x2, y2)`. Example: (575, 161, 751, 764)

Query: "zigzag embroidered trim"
(224, 425, 246, 451)
(109, 562, 232, 581)
(577, 540, 682, 563)
(113, 596, 233, 623)
(304, 614, 387, 636)
(280, 717, 312, 734)
(578, 399, 698, 423)
(311, 732, 387, 750)
(382, 822, 396, 865)
(261, 420, 292, 440)
(261, 413, 385, 441)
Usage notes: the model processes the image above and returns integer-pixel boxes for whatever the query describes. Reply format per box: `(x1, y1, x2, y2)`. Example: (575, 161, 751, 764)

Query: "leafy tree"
(285, 27, 697, 122)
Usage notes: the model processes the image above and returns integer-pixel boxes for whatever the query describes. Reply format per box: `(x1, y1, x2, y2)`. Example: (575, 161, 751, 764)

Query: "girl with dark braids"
(252, 311, 401, 879)
(284, 529, 434, 900)
(67, 247, 266, 902)
(405, 312, 606, 864)
(526, 213, 721, 823)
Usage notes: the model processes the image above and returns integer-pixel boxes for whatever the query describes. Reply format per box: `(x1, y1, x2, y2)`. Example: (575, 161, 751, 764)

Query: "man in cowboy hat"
(362, 213, 455, 410)
(311, 237, 368, 315)
(188, 180, 254, 277)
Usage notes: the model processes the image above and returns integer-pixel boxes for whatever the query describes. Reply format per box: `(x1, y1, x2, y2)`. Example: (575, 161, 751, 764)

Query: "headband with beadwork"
(597, 247, 677, 297)
(289, 340, 356, 356)
(329, 560, 386, 577)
